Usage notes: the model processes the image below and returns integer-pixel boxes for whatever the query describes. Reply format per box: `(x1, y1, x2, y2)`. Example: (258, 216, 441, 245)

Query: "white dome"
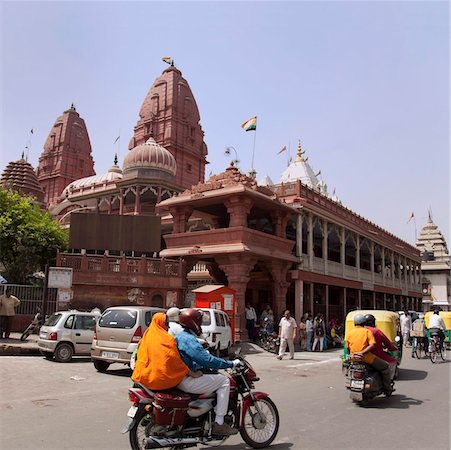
(280, 143, 320, 190)
(62, 163, 122, 197)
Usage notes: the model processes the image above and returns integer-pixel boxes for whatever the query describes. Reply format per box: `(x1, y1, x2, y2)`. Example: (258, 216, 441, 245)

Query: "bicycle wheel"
(413, 338, 421, 359)
(429, 343, 437, 364)
(440, 342, 447, 361)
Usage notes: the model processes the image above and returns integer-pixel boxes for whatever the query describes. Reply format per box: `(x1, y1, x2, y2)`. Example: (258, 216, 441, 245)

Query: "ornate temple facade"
(416, 218, 450, 311)
(129, 65, 208, 189)
(36, 104, 95, 207)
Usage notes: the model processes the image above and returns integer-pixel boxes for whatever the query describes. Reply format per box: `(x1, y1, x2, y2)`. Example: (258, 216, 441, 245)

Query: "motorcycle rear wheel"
(20, 329, 31, 341)
(129, 410, 151, 450)
(240, 397, 279, 449)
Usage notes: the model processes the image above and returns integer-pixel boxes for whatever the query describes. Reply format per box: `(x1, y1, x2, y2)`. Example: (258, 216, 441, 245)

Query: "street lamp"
(224, 146, 240, 168)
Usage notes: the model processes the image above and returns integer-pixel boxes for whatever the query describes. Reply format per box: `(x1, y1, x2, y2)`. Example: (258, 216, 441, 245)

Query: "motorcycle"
(20, 309, 44, 341)
(344, 357, 395, 404)
(258, 320, 280, 354)
(123, 354, 279, 449)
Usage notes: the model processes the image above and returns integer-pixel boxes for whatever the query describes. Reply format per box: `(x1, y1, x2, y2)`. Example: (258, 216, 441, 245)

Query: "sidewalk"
(0, 332, 40, 356)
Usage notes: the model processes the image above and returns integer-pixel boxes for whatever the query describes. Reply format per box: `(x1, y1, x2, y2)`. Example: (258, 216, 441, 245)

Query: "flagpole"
(250, 127, 257, 175)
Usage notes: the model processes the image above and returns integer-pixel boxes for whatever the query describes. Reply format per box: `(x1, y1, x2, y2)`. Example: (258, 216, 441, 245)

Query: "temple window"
(301, 219, 308, 255)
(359, 238, 371, 271)
(327, 224, 341, 263)
(374, 245, 382, 274)
(313, 218, 323, 258)
(345, 232, 356, 267)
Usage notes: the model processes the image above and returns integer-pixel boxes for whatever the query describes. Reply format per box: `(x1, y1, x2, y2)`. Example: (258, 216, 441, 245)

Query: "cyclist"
(410, 313, 428, 357)
(428, 309, 447, 350)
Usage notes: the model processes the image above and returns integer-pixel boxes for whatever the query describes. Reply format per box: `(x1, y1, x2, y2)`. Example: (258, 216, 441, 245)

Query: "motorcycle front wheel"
(20, 327, 32, 341)
(240, 397, 279, 449)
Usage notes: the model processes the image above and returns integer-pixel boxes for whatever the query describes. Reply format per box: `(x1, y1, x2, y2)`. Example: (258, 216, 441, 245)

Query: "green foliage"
(0, 187, 68, 283)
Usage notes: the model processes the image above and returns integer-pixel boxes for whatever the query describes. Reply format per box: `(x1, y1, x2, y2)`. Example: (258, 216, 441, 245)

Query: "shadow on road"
(203, 443, 293, 450)
(361, 394, 423, 409)
(102, 368, 133, 377)
(397, 367, 428, 381)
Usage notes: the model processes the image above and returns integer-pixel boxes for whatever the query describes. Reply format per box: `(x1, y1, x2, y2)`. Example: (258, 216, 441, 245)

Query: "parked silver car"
(38, 310, 101, 362)
(91, 306, 165, 372)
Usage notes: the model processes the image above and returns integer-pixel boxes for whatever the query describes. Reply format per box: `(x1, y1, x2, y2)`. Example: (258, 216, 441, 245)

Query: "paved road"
(0, 347, 449, 450)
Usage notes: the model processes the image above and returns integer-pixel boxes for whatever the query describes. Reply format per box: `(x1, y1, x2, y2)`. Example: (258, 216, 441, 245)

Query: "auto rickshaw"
(425, 311, 451, 344)
(343, 310, 402, 375)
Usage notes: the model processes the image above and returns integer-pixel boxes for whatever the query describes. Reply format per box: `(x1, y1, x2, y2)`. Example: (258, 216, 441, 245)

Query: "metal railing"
(0, 284, 57, 315)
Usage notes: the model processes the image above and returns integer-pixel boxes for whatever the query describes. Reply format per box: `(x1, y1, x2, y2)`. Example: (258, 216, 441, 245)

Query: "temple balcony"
(57, 252, 185, 289)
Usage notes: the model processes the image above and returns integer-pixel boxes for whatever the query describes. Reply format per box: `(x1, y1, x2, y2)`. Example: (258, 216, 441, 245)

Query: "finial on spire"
(70, 103, 76, 111)
(296, 140, 305, 162)
(114, 153, 118, 166)
(21, 151, 24, 159)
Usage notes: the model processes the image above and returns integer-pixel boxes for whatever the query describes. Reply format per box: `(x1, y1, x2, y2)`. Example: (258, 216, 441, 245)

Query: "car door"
(214, 311, 225, 349)
(73, 315, 97, 354)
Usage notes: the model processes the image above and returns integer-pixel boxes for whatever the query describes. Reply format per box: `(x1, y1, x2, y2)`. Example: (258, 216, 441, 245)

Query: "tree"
(0, 187, 68, 283)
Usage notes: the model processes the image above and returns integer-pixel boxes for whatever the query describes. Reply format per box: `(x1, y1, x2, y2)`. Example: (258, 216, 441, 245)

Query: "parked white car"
(38, 310, 100, 362)
(198, 308, 233, 355)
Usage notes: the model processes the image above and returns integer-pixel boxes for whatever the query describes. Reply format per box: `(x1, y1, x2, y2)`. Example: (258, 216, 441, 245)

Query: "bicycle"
(428, 334, 447, 363)
(412, 336, 429, 359)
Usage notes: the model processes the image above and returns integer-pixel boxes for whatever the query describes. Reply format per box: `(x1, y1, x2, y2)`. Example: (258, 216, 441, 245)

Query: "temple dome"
(123, 137, 176, 177)
(62, 160, 123, 197)
(280, 143, 320, 188)
(1, 157, 44, 203)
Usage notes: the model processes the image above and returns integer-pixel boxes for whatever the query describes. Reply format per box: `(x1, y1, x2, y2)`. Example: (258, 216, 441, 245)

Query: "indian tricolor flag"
(241, 116, 257, 131)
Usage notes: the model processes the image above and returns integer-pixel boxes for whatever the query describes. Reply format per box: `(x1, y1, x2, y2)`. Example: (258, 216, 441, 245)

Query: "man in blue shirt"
(175, 309, 241, 436)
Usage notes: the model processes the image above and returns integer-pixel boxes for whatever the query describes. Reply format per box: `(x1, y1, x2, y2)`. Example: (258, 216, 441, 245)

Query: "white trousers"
(279, 337, 295, 358)
(312, 336, 324, 351)
(177, 373, 230, 417)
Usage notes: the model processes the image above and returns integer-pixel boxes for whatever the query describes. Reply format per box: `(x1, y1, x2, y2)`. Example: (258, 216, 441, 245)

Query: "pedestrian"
(312, 313, 326, 352)
(306, 314, 314, 351)
(400, 310, 411, 348)
(299, 317, 307, 350)
(245, 303, 257, 342)
(276, 310, 297, 360)
(0, 288, 21, 339)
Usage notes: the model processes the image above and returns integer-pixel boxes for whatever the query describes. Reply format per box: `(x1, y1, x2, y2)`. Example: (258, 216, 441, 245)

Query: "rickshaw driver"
(429, 309, 447, 348)
(346, 314, 394, 395)
(363, 314, 398, 380)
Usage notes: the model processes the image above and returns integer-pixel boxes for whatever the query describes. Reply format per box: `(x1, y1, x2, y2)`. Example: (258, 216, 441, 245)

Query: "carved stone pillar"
(171, 206, 193, 233)
(134, 185, 141, 215)
(119, 188, 124, 215)
(271, 210, 290, 238)
(224, 196, 253, 228)
(267, 260, 292, 320)
(217, 255, 256, 342)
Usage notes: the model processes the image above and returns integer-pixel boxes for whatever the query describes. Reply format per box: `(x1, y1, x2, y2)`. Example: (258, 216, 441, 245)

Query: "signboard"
(48, 267, 73, 289)
(57, 288, 73, 310)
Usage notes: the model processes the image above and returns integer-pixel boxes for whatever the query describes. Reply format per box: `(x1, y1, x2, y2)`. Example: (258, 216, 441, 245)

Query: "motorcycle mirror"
(395, 336, 401, 342)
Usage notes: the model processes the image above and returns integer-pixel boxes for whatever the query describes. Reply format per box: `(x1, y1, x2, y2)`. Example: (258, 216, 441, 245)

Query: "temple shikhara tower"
(36, 104, 95, 206)
(128, 65, 208, 189)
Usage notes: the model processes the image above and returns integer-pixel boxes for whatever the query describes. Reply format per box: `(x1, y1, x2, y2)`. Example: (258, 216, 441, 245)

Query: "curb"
(0, 344, 41, 356)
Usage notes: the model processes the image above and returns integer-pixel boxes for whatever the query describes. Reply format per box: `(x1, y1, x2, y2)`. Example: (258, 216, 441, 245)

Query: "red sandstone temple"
(1, 64, 424, 341)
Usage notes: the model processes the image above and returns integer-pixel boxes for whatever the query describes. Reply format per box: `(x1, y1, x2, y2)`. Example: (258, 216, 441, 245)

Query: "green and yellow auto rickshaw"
(425, 311, 451, 344)
(343, 310, 402, 376)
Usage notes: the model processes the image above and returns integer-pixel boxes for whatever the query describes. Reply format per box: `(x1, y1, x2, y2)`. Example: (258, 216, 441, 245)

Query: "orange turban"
(132, 312, 189, 390)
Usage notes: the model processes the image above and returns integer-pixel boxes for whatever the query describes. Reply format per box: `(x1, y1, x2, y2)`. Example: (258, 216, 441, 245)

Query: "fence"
(0, 284, 58, 315)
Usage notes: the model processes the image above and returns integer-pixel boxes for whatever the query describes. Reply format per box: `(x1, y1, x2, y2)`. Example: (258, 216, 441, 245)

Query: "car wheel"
(54, 343, 74, 363)
(93, 360, 110, 373)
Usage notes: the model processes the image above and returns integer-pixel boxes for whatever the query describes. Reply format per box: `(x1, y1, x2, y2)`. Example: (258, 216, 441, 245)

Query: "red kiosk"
(193, 285, 237, 342)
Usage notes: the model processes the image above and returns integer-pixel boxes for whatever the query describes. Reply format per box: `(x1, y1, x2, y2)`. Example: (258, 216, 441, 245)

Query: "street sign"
(48, 267, 73, 289)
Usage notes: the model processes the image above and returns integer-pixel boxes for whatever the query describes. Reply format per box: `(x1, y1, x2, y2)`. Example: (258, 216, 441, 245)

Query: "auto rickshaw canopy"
(345, 310, 400, 342)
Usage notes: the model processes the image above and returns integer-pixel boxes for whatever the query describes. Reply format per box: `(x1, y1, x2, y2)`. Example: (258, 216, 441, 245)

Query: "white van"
(199, 308, 233, 355)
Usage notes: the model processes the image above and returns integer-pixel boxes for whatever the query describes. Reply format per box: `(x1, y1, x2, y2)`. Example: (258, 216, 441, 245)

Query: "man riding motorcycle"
(362, 313, 398, 381)
(346, 314, 394, 395)
(174, 308, 242, 437)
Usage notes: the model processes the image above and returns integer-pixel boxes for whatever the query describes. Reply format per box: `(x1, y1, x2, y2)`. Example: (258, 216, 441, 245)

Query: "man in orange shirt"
(346, 314, 393, 394)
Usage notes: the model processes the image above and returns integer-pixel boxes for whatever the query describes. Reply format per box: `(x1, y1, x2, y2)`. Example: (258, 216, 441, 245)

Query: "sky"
(0, 1, 449, 247)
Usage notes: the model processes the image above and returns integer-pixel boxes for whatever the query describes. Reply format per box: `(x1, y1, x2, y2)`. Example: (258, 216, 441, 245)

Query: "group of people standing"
(245, 302, 333, 359)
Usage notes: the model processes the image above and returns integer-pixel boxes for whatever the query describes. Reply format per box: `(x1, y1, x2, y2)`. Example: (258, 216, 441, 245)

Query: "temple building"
(36, 104, 95, 207)
(1, 63, 425, 340)
(1, 154, 45, 205)
(416, 217, 450, 311)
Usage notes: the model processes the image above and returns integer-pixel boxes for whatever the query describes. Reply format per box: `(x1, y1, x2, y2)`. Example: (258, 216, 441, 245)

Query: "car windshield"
(201, 310, 211, 326)
(99, 309, 137, 329)
(45, 313, 62, 327)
